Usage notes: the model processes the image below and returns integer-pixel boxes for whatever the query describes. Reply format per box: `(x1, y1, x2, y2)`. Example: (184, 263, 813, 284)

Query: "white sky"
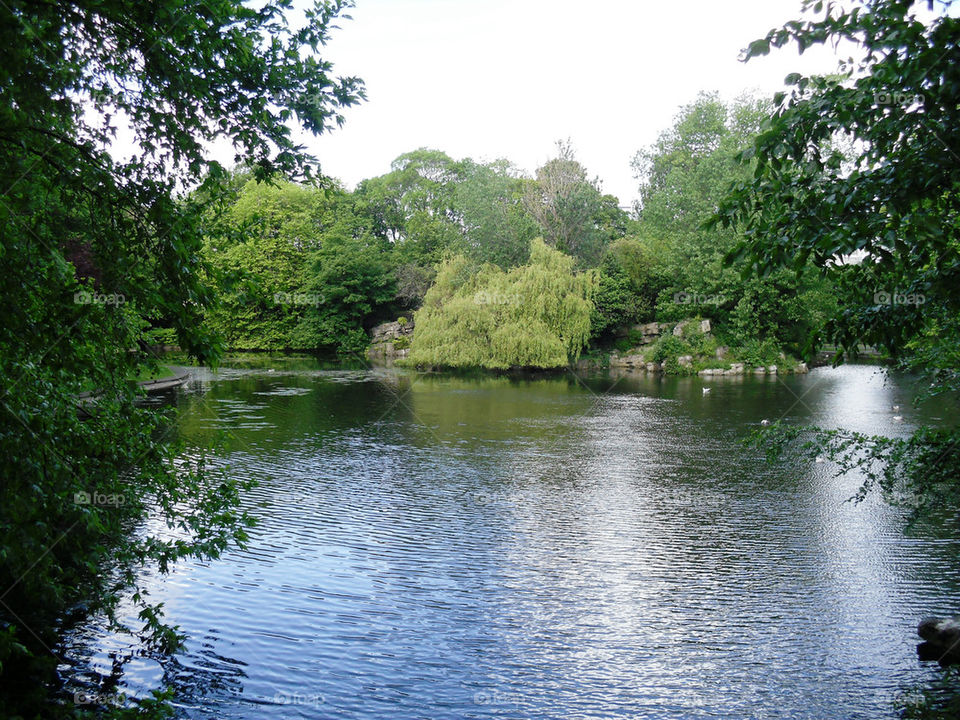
(302, 0, 846, 206)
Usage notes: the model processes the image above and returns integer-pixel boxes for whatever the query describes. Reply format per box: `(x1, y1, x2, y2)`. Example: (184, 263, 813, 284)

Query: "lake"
(63, 361, 960, 719)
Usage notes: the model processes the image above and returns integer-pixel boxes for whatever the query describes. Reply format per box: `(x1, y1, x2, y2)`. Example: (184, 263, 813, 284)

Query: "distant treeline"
(195, 94, 836, 368)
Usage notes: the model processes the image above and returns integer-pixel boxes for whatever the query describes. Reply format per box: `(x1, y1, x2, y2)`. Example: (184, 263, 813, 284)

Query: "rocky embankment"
(368, 318, 414, 362)
(604, 319, 808, 375)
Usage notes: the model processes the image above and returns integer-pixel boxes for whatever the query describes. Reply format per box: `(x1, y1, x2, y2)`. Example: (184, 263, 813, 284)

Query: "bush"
(651, 334, 690, 364)
(733, 338, 781, 368)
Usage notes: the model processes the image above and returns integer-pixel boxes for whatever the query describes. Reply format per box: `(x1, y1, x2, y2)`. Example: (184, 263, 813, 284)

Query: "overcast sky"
(300, 0, 846, 206)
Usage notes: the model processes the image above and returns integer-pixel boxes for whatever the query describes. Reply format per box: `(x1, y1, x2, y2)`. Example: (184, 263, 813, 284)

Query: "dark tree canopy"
(719, 0, 960, 540)
(0, 0, 362, 714)
(714, 0, 960, 359)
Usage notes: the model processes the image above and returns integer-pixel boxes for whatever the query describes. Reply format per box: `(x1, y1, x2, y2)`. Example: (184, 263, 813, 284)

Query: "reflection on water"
(64, 363, 960, 719)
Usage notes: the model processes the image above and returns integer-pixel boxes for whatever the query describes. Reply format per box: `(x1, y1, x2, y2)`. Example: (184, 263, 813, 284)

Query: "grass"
(135, 365, 177, 383)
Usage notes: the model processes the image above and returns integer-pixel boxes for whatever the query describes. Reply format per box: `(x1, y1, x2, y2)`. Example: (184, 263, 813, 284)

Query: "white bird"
(893, 415, 903, 422)
(702, 388, 711, 395)
(892, 405, 900, 411)
(761, 419, 771, 426)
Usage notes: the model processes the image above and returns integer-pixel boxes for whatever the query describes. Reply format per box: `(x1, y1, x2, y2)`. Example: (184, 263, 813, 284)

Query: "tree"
(714, 0, 960, 525)
(589, 238, 659, 344)
(715, 0, 959, 361)
(355, 148, 466, 263)
(523, 141, 625, 266)
(204, 177, 342, 349)
(407, 239, 596, 369)
(633, 93, 836, 355)
(454, 159, 539, 269)
(354, 149, 468, 310)
(0, 0, 362, 713)
(292, 209, 397, 355)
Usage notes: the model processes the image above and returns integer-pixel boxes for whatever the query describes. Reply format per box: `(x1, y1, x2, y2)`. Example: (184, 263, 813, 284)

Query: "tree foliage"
(354, 148, 466, 265)
(292, 215, 397, 355)
(454, 159, 539, 269)
(523, 141, 626, 267)
(720, 0, 960, 531)
(204, 176, 341, 349)
(714, 0, 959, 360)
(0, 0, 361, 713)
(589, 238, 659, 343)
(408, 239, 596, 369)
(633, 93, 837, 356)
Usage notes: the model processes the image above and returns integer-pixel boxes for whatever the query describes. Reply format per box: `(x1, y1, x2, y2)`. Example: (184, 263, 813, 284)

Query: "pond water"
(64, 362, 960, 719)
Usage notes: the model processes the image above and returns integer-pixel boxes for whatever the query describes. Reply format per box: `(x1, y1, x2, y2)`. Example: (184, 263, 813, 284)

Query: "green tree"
(715, 0, 960, 563)
(355, 148, 466, 263)
(716, 0, 959, 365)
(204, 177, 341, 349)
(454, 159, 539, 269)
(408, 239, 596, 369)
(354, 149, 468, 310)
(633, 94, 763, 316)
(292, 209, 397, 355)
(523, 141, 626, 267)
(589, 238, 659, 343)
(0, 0, 361, 713)
(634, 93, 835, 355)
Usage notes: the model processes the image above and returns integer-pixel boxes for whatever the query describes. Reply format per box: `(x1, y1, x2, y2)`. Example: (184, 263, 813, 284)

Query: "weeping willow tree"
(408, 238, 596, 369)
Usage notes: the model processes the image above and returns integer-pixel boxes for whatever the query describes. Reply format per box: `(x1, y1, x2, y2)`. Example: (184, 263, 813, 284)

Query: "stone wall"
(368, 318, 414, 362)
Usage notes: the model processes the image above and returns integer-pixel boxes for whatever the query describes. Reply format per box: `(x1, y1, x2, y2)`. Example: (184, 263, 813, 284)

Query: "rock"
(673, 322, 685, 337)
(918, 617, 960, 664)
(919, 617, 960, 644)
(369, 317, 416, 363)
(645, 362, 660, 373)
(796, 362, 808, 374)
(698, 368, 721, 376)
(616, 321, 669, 344)
(767, 365, 778, 374)
(609, 353, 645, 368)
(678, 355, 693, 368)
(715, 346, 728, 360)
(729, 362, 744, 374)
(700, 319, 711, 334)
(370, 319, 414, 343)
(753, 366, 766, 375)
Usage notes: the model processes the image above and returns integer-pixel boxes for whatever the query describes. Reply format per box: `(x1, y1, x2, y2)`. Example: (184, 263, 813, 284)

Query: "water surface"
(65, 362, 960, 719)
